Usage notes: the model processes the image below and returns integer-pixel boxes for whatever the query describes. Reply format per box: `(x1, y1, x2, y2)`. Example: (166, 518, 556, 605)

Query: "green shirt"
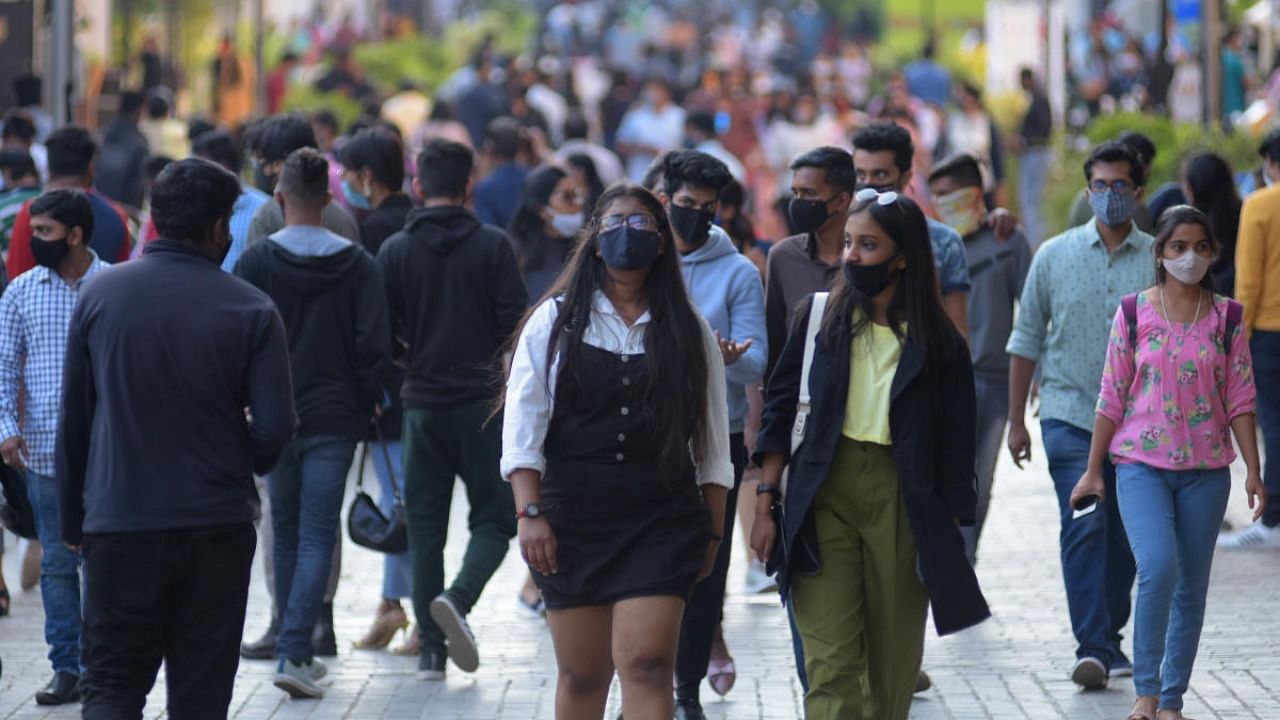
(0, 186, 39, 254)
(1006, 220, 1154, 431)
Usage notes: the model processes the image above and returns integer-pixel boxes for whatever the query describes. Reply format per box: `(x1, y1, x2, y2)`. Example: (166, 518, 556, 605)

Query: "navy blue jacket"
(57, 240, 297, 544)
(756, 294, 990, 636)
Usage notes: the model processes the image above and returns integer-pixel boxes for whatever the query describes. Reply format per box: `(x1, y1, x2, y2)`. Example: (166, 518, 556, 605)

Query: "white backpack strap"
(783, 292, 828, 496)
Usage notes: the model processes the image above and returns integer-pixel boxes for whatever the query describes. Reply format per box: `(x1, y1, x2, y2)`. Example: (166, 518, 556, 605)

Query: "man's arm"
(942, 291, 969, 340)
(56, 302, 95, 546)
(763, 249, 788, 382)
(0, 285, 27, 468)
(354, 261, 392, 412)
(1005, 246, 1051, 467)
(492, 233, 530, 341)
(246, 309, 297, 475)
(723, 264, 768, 386)
(1237, 196, 1265, 334)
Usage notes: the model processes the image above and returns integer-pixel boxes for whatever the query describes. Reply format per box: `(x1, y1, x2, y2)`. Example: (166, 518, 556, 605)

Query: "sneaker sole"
(417, 668, 446, 681)
(1109, 666, 1133, 678)
(273, 674, 324, 699)
(1071, 659, 1108, 689)
(429, 598, 479, 672)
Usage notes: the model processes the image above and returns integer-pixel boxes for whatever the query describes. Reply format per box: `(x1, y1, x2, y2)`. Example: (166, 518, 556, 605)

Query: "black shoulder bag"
(347, 421, 409, 554)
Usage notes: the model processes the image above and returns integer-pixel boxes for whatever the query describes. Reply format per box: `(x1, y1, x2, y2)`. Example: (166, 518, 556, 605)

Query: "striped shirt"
(0, 185, 40, 256)
(0, 254, 108, 475)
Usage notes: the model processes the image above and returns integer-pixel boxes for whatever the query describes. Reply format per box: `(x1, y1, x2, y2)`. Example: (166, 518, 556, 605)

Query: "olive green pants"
(792, 438, 929, 720)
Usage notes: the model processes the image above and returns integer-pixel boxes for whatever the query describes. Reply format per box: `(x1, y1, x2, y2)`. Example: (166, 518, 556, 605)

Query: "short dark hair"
(1115, 131, 1156, 169)
(253, 114, 316, 163)
(146, 92, 170, 119)
(119, 91, 146, 117)
(417, 139, 473, 199)
(338, 127, 405, 190)
(13, 73, 41, 107)
(642, 151, 671, 193)
(45, 126, 98, 179)
(790, 146, 857, 194)
(151, 158, 243, 243)
(661, 149, 732, 199)
(851, 123, 914, 174)
(929, 153, 984, 190)
(0, 148, 36, 181)
(192, 129, 244, 174)
(30, 189, 94, 242)
(1259, 128, 1280, 162)
(276, 148, 330, 207)
(1020, 67, 1035, 83)
(145, 155, 174, 182)
(312, 109, 339, 134)
(1083, 141, 1146, 188)
(563, 110, 589, 141)
(485, 117, 522, 161)
(2, 112, 36, 143)
(187, 117, 217, 142)
(685, 111, 716, 137)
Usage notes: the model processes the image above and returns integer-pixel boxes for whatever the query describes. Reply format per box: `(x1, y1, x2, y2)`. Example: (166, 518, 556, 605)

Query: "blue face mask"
(1088, 189, 1137, 227)
(342, 179, 373, 210)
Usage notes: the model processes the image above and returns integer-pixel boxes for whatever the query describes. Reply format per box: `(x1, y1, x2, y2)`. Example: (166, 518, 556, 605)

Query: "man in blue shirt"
(474, 118, 528, 229)
(0, 190, 107, 706)
(903, 40, 952, 106)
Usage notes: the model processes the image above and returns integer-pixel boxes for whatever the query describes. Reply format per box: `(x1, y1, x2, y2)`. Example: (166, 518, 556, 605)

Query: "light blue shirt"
(1006, 221, 1155, 431)
(221, 183, 271, 272)
(927, 218, 971, 295)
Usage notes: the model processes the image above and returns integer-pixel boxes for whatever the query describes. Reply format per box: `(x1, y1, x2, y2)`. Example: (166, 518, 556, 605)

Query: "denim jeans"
(1249, 330, 1280, 526)
(1041, 419, 1135, 666)
(26, 470, 82, 675)
(1018, 146, 1052, 249)
(1116, 463, 1230, 711)
(370, 439, 412, 600)
(268, 436, 357, 663)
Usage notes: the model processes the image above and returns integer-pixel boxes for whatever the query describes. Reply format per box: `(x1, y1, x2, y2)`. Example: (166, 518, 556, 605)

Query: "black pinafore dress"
(534, 343, 711, 610)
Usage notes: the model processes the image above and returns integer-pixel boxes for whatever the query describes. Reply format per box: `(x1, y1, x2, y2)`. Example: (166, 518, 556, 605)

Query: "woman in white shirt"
(501, 183, 733, 719)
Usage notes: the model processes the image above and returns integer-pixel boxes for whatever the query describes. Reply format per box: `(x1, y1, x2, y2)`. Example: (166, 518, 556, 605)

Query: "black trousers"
(675, 433, 746, 701)
(80, 523, 256, 720)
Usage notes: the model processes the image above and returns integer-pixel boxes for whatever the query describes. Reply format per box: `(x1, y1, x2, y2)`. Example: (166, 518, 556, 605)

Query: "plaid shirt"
(0, 254, 107, 475)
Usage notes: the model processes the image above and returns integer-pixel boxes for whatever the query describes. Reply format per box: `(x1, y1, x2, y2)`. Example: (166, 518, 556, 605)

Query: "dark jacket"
(94, 118, 151, 211)
(235, 234, 390, 441)
(377, 205, 527, 409)
(57, 240, 297, 544)
(755, 294, 990, 636)
(358, 194, 415, 439)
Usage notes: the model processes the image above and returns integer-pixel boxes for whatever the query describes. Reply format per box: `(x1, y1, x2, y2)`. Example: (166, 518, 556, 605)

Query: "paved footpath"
(1, 423, 1278, 719)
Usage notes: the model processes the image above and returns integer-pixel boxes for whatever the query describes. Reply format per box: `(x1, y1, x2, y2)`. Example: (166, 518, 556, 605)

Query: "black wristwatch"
(516, 502, 542, 520)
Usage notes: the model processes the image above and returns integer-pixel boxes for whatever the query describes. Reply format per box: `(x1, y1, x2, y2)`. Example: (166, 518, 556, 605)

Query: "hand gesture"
(519, 517, 558, 576)
(1, 435, 27, 471)
(1069, 469, 1107, 510)
(716, 331, 753, 366)
(1007, 421, 1032, 468)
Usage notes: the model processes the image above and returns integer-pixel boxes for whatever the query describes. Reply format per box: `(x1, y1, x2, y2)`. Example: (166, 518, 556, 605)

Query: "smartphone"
(1072, 495, 1100, 519)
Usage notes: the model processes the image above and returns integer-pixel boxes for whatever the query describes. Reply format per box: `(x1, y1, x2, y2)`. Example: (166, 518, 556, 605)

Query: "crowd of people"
(0, 5, 1277, 720)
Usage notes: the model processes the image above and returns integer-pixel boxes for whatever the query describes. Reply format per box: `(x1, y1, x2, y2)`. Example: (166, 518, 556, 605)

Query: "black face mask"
(669, 205, 714, 250)
(788, 196, 834, 235)
(843, 256, 899, 298)
(599, 226, 661, 270)
(32, 234, 70, 269)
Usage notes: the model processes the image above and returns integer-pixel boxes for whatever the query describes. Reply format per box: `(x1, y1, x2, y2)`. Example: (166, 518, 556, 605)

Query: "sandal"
(352, 604, 409, 650)
(708, 658, 736, 696)
(1156, 711, 1186, 720)
(1127, 696, 1158, 720)
(517, 591, 546, 618)
(390, 624, 421, 656)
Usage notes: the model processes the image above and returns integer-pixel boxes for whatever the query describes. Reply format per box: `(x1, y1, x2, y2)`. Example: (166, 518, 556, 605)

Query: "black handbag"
(346, 423, 409, 554)
(0, 463, 37, 539)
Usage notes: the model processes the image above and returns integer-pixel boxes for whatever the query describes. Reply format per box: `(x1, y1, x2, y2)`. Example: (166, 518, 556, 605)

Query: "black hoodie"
(377, 206, 527, 409)
(235, 230, 390, 440)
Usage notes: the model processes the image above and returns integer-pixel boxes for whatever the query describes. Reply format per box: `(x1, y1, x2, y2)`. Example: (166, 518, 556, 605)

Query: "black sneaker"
(418, 650, 446, 681)
(674, 698, 707, 720)
(429, 592, 479, 672)
(35, 672, 80, 706)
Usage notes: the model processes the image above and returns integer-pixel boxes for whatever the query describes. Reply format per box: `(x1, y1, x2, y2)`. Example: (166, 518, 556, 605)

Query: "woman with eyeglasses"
(508, 165, 588, 306)
(501, 183, 733, 719)
(1071, 206, 1262, 720)
(750, 188, 989, 719)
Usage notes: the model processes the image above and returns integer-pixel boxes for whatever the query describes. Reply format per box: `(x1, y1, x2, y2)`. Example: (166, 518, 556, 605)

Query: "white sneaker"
(1217, 521, 1280, 548)
(744, 559, 778, 594)
(1070, 656, 1108, 690)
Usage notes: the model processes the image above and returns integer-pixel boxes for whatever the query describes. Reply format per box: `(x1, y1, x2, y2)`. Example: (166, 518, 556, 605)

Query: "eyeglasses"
(1089, 179, 1135, 194)
(855, 188, 899, 205)
(555, 190, 586, 205)
(599, 213, 658, 232)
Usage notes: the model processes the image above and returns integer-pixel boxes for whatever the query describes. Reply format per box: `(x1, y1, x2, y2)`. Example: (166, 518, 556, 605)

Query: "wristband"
(756, 483, 782, 499)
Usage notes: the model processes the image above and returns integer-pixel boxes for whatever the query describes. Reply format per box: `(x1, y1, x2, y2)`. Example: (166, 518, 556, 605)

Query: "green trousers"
(792, 438, 929, 720)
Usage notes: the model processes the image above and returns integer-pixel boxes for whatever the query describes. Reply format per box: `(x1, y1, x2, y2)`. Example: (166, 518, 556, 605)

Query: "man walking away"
(235, 148, 390, 697)
(377, 139, 527, 680)
(57, 158, 296, 719)
(0, 190, 108, 706)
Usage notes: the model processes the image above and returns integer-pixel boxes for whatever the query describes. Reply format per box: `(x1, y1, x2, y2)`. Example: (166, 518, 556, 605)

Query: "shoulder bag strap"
(783, 292, 829, 495)
(370, 417, 403, 507)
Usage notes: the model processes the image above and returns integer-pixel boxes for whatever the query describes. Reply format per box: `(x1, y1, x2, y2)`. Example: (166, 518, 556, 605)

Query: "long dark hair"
(508, 165, 569, 274)
(513, 183, 710, 481)
(821, 193, 956, 357)
(1152, 204, 1220, 292)
(1183, 152, 1239, 274)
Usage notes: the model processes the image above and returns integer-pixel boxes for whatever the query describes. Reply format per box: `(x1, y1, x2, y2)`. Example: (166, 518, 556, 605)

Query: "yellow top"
(841, 319, 904, 445)
(1236, 183, 1280, 334)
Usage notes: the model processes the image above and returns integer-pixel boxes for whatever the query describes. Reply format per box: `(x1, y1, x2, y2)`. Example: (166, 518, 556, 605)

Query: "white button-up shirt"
(501, 291, 734, 489)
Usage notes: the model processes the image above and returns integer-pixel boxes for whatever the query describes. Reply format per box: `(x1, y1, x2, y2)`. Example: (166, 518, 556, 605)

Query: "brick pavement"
(1, 423, 1278, 719)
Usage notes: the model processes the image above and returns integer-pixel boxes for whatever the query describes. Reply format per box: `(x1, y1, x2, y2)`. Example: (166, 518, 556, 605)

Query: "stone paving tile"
(1, 422, 1277, 718)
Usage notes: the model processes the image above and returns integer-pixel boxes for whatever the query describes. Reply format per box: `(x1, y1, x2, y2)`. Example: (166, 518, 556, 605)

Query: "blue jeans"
(1249, 330, 1280, 526)
(1019, 146, 1052, 248)
(26, 470, 82, 675)
(1117, 463, 1229, 711)
(370, 440, 412, 599)
(1041, 419, 1135, 666)
(268, 436, 356, 663)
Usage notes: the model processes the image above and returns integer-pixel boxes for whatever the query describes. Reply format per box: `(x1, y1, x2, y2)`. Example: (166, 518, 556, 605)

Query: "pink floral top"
(1096, 293, 1255, 470)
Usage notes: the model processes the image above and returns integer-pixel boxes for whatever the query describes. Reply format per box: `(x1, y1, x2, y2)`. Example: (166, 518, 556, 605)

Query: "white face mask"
(550, 210, 585, 238)
(1162, 249, 1212, 285)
